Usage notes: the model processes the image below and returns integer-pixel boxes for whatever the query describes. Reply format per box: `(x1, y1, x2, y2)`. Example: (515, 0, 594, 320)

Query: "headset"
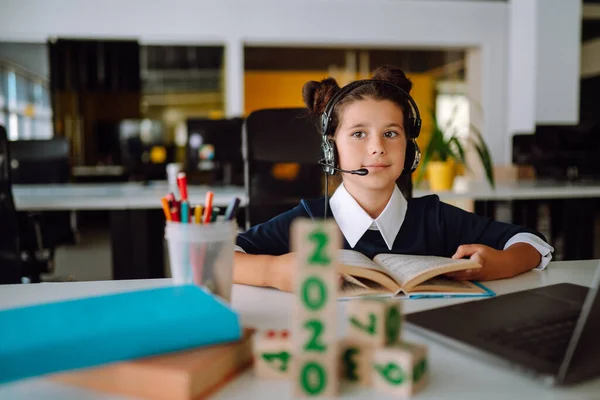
(319, 79, 422, 176)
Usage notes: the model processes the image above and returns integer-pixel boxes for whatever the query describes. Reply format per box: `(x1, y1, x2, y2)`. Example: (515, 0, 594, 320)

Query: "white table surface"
(1, 260, 599, 399)
(414, 180, 600, 201)
(12, 182, 248, 210)
(12, 180, 600, 212)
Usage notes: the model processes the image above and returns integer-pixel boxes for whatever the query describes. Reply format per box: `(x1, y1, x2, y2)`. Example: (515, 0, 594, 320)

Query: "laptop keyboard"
(479, 313, 580, 364)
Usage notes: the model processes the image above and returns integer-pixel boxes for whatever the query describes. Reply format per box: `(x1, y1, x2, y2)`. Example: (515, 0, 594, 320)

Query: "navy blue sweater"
(236, 195, 546, 259)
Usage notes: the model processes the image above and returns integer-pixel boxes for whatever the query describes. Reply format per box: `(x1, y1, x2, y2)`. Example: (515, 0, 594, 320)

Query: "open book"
(338, 250, 495, 299)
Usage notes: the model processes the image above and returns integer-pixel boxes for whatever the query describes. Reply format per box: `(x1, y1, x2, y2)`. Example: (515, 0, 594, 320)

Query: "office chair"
(9, 137, 79, 245)
(0, 127, 60, 283)
(1, 134, 78, 283)
(0, 126, 22, 283)
(243, 108, 324, 228)
(9, 138, 71, 184)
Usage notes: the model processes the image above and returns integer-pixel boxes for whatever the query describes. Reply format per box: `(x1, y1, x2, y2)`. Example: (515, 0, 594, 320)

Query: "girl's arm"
(446, 242, 542, 281)
(233, 252, 296, 292)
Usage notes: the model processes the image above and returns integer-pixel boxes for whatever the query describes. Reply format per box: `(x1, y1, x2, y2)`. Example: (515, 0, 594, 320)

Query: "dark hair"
(302, 65, 413, 136)
(302, 65, 415, 199)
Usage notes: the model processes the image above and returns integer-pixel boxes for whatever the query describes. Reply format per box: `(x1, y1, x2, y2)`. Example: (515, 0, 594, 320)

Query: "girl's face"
(334, 98, 407, 192)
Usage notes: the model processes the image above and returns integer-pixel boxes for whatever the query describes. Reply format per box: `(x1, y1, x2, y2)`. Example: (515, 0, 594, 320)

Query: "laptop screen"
(558, 264, 600, 385)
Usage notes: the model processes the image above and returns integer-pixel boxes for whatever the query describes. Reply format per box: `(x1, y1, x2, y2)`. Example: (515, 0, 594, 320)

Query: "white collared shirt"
(329, 183, 553, 270)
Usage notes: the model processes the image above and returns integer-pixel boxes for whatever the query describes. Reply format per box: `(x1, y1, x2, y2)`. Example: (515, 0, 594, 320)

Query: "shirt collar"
(329, 183, 407, 250)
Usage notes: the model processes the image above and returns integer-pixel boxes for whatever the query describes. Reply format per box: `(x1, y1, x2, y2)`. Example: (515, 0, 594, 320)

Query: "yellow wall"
(244, 70, 434, 179)
(406, 74, 434, 180)
(244, 71, 330, 115)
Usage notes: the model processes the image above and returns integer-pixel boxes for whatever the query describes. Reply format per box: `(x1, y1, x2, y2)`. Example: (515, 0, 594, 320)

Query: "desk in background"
(416, 180, 600, 261)
(12, 179, 600, 279)
(12, 182, 247, 280)
(415, 180, 600, 201)
(0, 260, 598, 399)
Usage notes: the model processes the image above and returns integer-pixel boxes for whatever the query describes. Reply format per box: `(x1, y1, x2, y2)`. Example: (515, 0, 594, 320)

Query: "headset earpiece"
(404, 139, 421, 173)
(320, 137, 337, 175)
(409, 117, 421, 139)
(320, 79, 422, 174)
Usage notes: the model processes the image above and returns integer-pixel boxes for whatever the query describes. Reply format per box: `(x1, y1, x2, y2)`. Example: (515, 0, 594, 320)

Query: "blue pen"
(180, 200, 189, 224)
(224, 197, 241, 221)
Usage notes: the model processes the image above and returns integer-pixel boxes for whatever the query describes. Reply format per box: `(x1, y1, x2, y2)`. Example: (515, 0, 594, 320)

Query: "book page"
(409, 277, 485, 294)
(373, 253, 480, 290)
(341, 274, 369, 289)
(337, 250, 401, 293)
(338, 278, 390, 300)
(339, 249, 385, 272)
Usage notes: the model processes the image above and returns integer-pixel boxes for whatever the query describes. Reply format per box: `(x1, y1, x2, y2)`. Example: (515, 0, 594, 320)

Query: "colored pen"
(170, 206, 181, 222)
(180, 200, 189, 224)
(166, 192, 176, 207)
(210, 207, 219, 223)
(202, 191, 214, 224)
(161, 197, 172, 221)
(194, 205, 203, 224)
(224, 197, 241, 221)
(177, 172, 188, 201)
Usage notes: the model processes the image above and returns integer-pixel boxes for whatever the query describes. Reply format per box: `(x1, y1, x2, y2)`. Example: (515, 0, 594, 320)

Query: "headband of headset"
(320, 79, 422, 139)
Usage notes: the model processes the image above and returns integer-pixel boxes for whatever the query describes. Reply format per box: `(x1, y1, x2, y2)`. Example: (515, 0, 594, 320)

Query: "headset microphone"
(318, 161, 369, 176)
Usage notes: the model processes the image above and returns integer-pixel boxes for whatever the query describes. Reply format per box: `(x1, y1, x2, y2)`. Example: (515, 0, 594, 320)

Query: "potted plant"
(415, 108, 495, 191)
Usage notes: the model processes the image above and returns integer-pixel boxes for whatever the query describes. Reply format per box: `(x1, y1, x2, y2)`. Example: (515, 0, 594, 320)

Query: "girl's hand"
(445, 242, 542, 281)
(445, 244, 505, 281)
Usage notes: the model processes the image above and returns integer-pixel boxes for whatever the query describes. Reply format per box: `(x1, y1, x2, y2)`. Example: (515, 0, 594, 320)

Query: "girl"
(233, 65, 553, 292)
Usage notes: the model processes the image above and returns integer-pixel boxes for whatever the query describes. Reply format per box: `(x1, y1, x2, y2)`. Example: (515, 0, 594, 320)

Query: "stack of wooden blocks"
(342, 298, 429, 397)
(254, 218, 429, 397)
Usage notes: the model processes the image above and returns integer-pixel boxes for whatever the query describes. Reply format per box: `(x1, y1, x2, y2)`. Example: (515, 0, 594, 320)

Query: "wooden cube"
(347, 298, 403, 346)
(254, 329, 292, 379)
(372, 341, 428, 397)
(338, 337, 375, 386)
(291, 219, 340, 397)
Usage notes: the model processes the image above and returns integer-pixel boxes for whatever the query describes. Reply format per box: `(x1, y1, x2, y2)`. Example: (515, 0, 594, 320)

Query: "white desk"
(12, 182, 248, 211)
(1, 260, 598, 399)
(13, 179, 597, 209)
(415, 180, 600, 261)
(10, 182, 247, 281)
(414, 180, 600, 201)
(14, 180, 600, 211)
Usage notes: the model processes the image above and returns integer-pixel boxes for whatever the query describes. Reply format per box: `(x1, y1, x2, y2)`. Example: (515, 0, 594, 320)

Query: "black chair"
(0, 128, 60, 283)
(0, 133, 78, 283)
(10, 137, 79, 247)
(9, 139, 71, 184)
(0, 126, 22, 283)
(243, 108, 323, 228)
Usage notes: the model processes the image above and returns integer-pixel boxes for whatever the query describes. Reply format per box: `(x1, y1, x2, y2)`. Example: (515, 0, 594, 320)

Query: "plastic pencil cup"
(165, 220, 237, 302)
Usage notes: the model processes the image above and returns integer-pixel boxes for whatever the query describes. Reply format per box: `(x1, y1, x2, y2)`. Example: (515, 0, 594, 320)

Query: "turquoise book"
(0, 285, 241, 384)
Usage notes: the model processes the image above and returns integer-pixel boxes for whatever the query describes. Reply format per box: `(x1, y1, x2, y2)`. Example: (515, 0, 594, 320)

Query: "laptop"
(405, 266, 600, 386)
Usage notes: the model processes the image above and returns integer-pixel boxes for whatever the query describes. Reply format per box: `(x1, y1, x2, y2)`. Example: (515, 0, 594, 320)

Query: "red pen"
(202, 191, 214, 224)
(177, 172, 188, 201)
(170, 200, 181, 222)
(166, 192, 176, 207)
(170, 206, 181, 222)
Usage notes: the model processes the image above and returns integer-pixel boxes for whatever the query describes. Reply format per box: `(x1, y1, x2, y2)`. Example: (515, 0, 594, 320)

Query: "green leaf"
(417, 108, 495, 189)
(448, 136, 466, 165)
(471, 139, 495, 189)
(468, 123, 495, 188)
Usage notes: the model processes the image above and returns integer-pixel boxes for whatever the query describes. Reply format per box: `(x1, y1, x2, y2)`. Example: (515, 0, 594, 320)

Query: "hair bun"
(372, 65, 412, 94)
(302, 78, 340, 115)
